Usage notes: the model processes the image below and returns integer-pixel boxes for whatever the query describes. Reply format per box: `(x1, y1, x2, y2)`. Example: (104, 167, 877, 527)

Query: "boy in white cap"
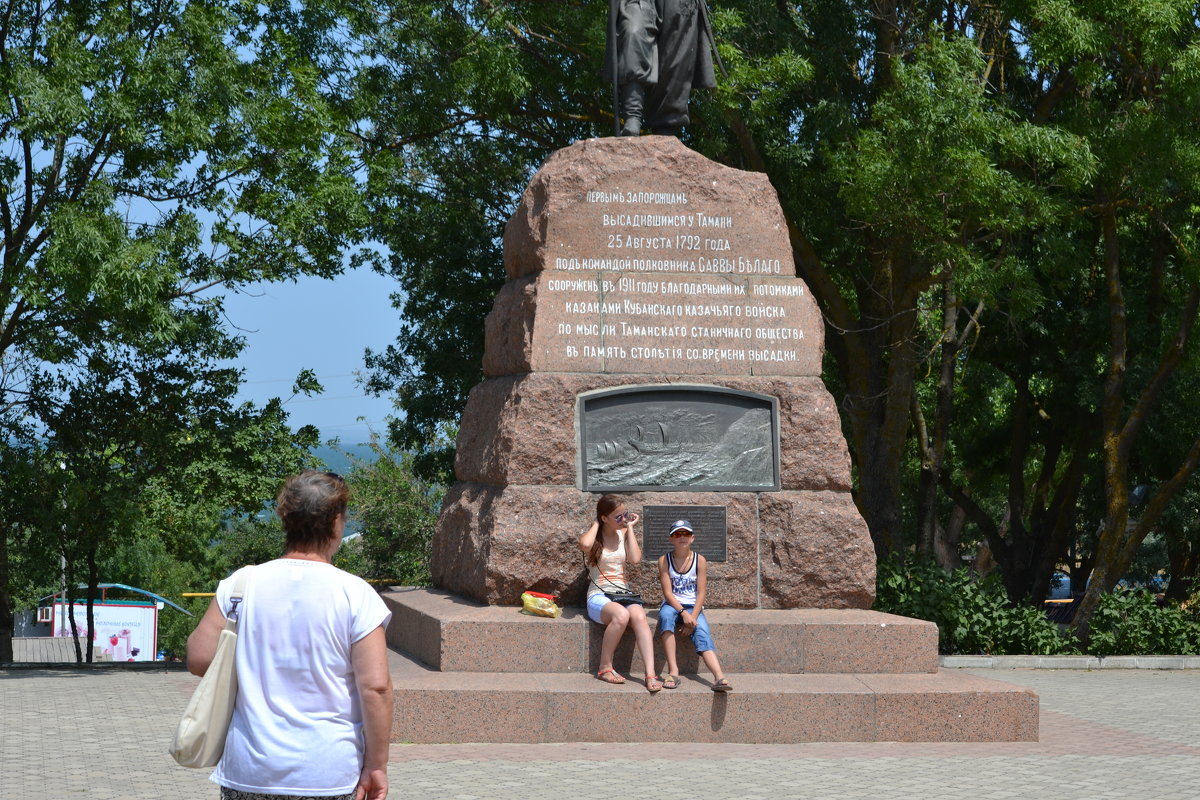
(656, 519, 732, 691)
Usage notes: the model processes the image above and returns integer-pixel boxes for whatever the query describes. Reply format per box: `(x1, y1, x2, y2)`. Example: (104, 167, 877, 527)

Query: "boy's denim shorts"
(656, 604, 715, 653)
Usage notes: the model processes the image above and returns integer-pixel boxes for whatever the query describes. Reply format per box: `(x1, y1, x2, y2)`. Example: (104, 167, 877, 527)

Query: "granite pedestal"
(383, 588, 1038, 743)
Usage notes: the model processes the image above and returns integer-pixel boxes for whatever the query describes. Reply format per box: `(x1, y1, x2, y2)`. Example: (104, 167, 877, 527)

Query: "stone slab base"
(386, 649, 1038, 744)
(383, 588, 938, 674)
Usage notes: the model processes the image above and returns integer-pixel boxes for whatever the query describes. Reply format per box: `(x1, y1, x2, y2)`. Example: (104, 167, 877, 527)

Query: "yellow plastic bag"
(521, 591, 561, 618)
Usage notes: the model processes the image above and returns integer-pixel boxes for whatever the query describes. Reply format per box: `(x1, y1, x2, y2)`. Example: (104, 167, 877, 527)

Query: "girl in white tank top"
(577, 494, 661, 692)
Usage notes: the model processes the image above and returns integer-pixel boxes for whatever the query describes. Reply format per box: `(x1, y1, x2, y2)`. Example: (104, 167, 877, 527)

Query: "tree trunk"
(1073, 205, 1133, 640)
(85, 544, 98, 664)
(1164, 537, 1198, 602)
(0, 520, 12, 663)
(935, 503, 967, 571)
(843, 275, 922, 557)
(915, 286, 970, 562)
(1073, 208, 1200, 639)
(63, 549, 83, 663)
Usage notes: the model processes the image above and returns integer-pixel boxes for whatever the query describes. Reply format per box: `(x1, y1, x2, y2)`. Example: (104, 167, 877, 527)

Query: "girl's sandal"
(712, 678, 733, 692)
(661, 675, 679, 689)
(646, 676, 663, 693)
(596, 668, 625, 684)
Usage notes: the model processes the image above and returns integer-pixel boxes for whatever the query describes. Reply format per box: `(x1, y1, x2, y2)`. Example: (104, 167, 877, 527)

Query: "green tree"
(27, 328, 315, 661)
(0, 0, 369, 660)
(353, 0, 604, 482)
(921, 0, 1200, 635)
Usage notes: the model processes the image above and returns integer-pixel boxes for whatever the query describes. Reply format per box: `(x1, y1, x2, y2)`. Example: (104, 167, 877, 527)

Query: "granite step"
(385, 649, 1038, 744)
(382, 588, 939, 675)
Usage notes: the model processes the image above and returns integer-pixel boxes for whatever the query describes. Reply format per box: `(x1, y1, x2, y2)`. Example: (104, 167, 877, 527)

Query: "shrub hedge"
(873, 557, 1200, 656)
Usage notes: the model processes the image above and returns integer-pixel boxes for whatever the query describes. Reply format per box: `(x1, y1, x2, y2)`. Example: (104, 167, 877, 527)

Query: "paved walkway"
(2, 667, 1199, 799)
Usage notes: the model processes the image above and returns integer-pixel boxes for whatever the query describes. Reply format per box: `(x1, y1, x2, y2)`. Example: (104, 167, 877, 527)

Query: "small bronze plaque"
(641, 505, 727, 562)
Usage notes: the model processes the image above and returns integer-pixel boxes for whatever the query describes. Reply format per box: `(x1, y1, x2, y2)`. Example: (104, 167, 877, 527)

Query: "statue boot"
(619, 82, 644, 136)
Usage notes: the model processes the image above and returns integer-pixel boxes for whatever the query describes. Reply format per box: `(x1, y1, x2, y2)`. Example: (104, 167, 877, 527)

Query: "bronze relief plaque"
(578, 385, 780, 492)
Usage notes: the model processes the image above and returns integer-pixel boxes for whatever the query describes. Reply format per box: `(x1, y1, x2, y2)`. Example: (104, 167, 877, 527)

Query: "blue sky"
(219, 267, 402, 446)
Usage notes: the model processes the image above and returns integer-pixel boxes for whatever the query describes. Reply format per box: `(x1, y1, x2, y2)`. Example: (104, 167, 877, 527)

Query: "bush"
(874, 557, 1076, 655)
(1087, 589, 1200, 656)
(158, 595, 212, 659)
(345, 440, 442, 586)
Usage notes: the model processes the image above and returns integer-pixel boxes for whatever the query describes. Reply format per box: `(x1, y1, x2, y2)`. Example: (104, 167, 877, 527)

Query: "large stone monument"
(432, 136, 874, 609)
(383, 137, 1038, 745)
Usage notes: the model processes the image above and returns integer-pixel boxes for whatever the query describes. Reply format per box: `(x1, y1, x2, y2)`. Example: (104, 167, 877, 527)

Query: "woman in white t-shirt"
(187, 471, 394, 800)
(578, 494, 661, 692)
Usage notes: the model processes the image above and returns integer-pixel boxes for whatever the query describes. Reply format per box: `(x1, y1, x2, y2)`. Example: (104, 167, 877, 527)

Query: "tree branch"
(1120, 434, 1200, 570)
(1117, 285, 1200, 464)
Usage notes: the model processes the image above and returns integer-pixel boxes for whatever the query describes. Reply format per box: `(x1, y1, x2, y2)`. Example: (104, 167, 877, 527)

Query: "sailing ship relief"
(580, 387, 779, 491)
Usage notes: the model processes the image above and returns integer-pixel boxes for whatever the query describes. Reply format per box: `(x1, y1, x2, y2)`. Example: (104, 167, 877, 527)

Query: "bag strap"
(591, 574, 626, 593)
(225, 567, 251, 630)
(591, 577, 638, 599)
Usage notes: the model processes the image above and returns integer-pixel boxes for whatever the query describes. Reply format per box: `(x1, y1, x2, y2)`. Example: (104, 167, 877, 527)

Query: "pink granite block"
(654, 609, 936, 674)
(383, 588, 429, 662)
(442, 619, 583, 674)
(384, 588, 593, 673)
(798, 609, 939, 673)
(483, 276, 542, 378)
(386, 651, 1039, 743)
(383, 591, 941, 675)
(393, 687, 551, 744)
(428, 485, 492, 600)
(431, 485, 765, 607)
(430, 484, 595, 604)
(758, 491, 876, 609)
(545, 673, 875, 743)
(646, 608, 806, 674)
(503, 138, 797, 281)
(860, 671, 1039, 742)
(484, 273, 822, 378)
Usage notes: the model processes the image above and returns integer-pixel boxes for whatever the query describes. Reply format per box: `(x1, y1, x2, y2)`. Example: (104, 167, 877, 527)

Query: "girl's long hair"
(586, 494, 622, 567)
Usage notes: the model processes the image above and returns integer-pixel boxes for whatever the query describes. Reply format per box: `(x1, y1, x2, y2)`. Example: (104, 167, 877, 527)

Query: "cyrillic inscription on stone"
(579, 386, 779, 492)
(538, 273, 816, 375)
(555, 190, 781, 277)
(642, 505, 728, 562)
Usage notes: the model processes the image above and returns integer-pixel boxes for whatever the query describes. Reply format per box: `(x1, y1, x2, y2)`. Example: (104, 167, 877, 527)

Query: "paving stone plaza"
(3, 665, 1199, 800)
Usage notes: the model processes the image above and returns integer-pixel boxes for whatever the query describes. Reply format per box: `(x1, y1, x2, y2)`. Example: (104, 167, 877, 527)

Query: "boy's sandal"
(596, 668, 625, 684)
(646, 676, 663, 693)
(661, 675, 680, 689)
(712, 678, 733, 692)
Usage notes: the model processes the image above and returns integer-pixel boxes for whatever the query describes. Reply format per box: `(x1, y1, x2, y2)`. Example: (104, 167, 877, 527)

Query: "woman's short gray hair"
(275, 471, 349, 551)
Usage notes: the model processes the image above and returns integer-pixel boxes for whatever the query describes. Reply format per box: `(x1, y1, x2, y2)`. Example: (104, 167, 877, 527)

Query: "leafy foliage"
(7, 0, 1200, 658)
(1087, 590, 1200, 657)
(877, 558, 1200, 656)
(344, 435, 443, 586)
(0, 0, 366, 660)
(874, 557, 1076, 655)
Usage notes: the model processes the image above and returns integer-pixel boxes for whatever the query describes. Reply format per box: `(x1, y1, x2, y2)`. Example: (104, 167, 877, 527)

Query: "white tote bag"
(171, 567, 250, 768)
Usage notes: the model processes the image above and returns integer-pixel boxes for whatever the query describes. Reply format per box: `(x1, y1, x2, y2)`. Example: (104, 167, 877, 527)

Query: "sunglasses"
(615, 511, 631, 522)
(670, 530, 693, 538)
